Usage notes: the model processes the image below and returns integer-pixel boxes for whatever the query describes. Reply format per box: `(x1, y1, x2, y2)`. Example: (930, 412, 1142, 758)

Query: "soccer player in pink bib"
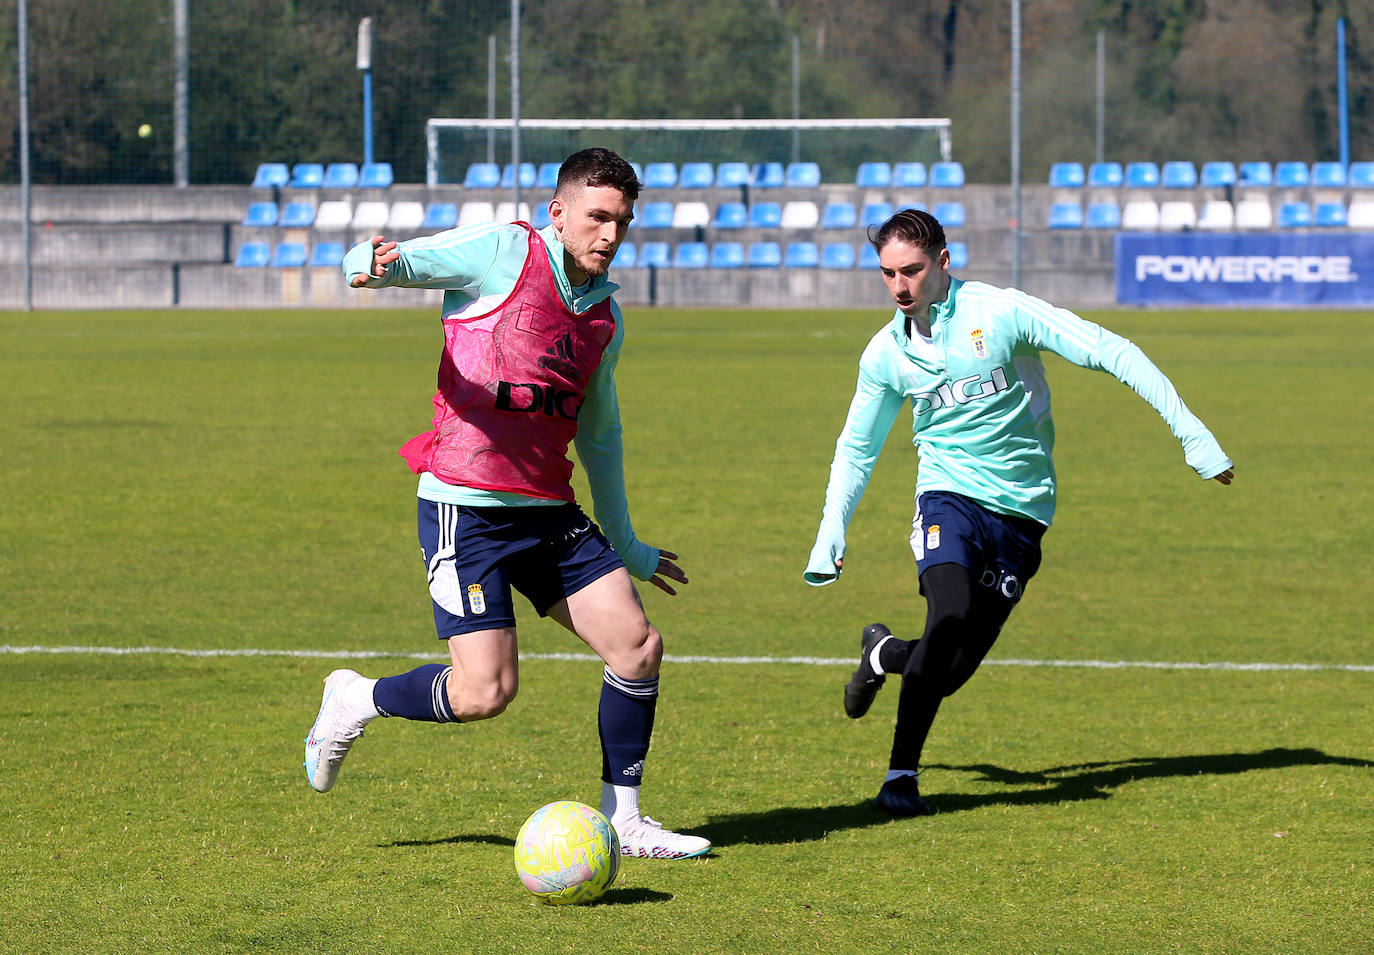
(303, 148, 709, 859)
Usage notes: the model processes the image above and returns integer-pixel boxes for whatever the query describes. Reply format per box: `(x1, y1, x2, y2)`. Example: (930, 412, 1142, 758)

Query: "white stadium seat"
(386, 201, 426, 232)
(1121, 199, 1160, 230)
(1234, 198, 1274, 230)
(780, 200, 820, 229)
(351, 201, 390, 231)
(671, 201, 711, 229)
(1347, 199, 1374, 229)
(313, 200, 353, 231)
(457, 202, 496, 227)
(495, 201, 532, 223)
(1197, 200, 1235, 230)
(1158, 200, 1197, 231)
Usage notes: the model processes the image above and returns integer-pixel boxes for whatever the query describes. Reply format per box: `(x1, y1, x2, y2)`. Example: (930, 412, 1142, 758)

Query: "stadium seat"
(643, 163, 678, 189)
(637, 241, 671, 269)
(859, 244, 881, 269)
(1047, 202, 1083, 229)
(673, 241, 709, 269)
(1311, 162, 1346, 188)
(279, 201, 316, 229)
(537, 162, 561, 190)
(531, 204, 552, 229)
(422, 202, 458, 231)
(784, 241, 819, 268)
(715, 162, 751, 189)
(1121, 199, 1160, 229)
(242, 201, 279, 228)
(234, 242, 271, 267)
(856, 162, 892, 188)
(1238, 161, 1273, 187)
(495, 201, 531, 223)
(351, 201, 390, 231)
(1085, 201, 1121, 229)
(780, 201, 819, 229)
(1197, 200, 1235, 230)
(821, 243, 856, 269)
(710, 242, 745, 269)
(1347, 199, 1374, 229)
(1314, 202, 1348, 227)
(678, 162, 714, 189)
(893, 162, 928, 188)
(457, 201, 496, 227)
(712, 202, 747, 230)
(1200, 161, 1237, 189)
(612, 241, 637, 268)
(1161, 161, 1198, 189)
(289, 163, 324, 189)
(1125, 162, 1160, 188)
(1158, 200, 1198, 230)
(323, 163, 359, 189)
(270, 242, 308, 267)
(359, 162, 394, 189)
(1048, 162, 1085, 188)
(1348, 161, 1374, 189)
(947, 241, 968, 270)
(387, 201, 426, 231)
(1234, 198, 1273, 229)
(751, 162, 785, 189)
(1277, 201, 1312, 228)
(932, 201, 965, 228)
(638, 201, 674, 230)
(784, 162, 821, 188)
(252, 163, 290, 190)
(463, 163, 501, 189)
(501, 163, 537, 190)
(313, 200, 353, 231)
(748, 202, 782, 229)
(1088, 162, 1124, 188)
(309, 242, 345, 268)
(929, 162, 965, 188)
(820, 202, 857, 230)
(671, 201, 711, 229)
(860, 201, 894, 228)
(1274, 162, 1309, 188)
(747, 241, 782, 268)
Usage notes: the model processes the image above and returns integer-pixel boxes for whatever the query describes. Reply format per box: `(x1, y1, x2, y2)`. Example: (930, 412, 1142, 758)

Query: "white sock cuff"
(344, 677, 381, 721)
(869, 634, 895, 675)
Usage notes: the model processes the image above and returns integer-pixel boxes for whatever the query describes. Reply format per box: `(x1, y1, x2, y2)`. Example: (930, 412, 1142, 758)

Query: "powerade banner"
(1115, 232, 1374, 306)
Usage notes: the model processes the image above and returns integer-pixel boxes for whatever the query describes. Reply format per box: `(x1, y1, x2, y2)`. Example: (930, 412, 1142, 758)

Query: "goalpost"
(424, 118, 953, 187)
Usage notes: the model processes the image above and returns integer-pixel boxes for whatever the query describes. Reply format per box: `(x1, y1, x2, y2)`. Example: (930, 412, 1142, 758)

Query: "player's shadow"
(382, 833, 514, 849)
(695, 747, 1372, 847)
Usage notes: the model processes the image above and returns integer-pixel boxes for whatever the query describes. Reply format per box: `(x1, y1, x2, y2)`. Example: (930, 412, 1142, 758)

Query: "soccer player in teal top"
(303, 148, 709, 859)
(804, 209, 1234, 816)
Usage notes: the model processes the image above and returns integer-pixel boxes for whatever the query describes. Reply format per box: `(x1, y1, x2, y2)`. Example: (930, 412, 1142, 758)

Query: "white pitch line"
(1, 644, 1372, 673)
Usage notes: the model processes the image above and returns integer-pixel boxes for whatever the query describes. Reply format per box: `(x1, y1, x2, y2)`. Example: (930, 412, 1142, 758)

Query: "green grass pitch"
(1, 306, 1370, 953)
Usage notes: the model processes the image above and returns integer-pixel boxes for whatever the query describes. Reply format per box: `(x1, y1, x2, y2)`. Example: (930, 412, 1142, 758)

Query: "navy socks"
(598, 667, 658, 785)
(373, 664, 459, 723)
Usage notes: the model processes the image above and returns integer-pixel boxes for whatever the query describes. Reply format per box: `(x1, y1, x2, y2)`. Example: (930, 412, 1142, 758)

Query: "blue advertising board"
(1115, 232, 1374, 306)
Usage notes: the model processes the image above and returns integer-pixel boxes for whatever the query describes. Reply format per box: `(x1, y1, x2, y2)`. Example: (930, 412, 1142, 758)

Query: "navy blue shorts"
(909, 490, 1046, 605)
(417, 500, 625, 639)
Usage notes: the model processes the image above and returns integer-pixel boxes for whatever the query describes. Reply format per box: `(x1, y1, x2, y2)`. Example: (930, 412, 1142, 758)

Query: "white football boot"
(303, 668, 368, 793)
(616, 815, 711, 859)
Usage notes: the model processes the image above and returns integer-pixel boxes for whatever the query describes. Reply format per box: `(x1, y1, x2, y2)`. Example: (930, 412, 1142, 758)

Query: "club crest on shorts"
(467, 582, 487, 615)
(970, 328, 988, 359)
(926, 523, 941, 550)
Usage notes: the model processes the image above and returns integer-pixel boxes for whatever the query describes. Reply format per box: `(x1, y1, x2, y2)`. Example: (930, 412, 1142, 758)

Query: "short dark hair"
(867, 207, 946, 253)
(555, 148, 641, 202)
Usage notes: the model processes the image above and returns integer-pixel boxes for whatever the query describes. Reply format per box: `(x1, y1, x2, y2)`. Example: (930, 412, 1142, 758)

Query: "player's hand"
(349, 235, 400, 286)
(647, 550, 687, 596)
(1211, 467, 1235, 486)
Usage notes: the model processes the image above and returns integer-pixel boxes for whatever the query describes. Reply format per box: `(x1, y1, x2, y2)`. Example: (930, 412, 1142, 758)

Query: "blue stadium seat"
(359, 162, 394, 189)
(637, 201, 674, 230)
(422, 202, 458, 230)
(1277, 201, 1312, 228)
(270, 242, 308, 267)
(1314, 202, 1347, 227)
(710, 242, 745, 269)
(531, 204, 552, 229)
(1086, 201, 1122, 229)
(947, 241, 968, 270)
(242, 201, 279, 228)
(673, 241, 709, 268)
(279, 201, 316, 228)
(784, 241, 819, 268)
(643, 163, 678, 189)
(289, 163, 325, 189)
(893, 163, 927, 188)
(712, 202, 747, 230)
(501, 163, 537, 189)
(252, 163, 290, 190)
(1200, 161, 1237, 188)
(715, 162, 751, 189)
(859, 244, 881, 269)
(1125, 162, 1160, 188)
(860, 201, 894, 228)
(1274, 162, 1309, 188)
(234, 242, 271, 267)
(747, 241, 782, 269)
(1048, 162, 1085, 188)
(309, 242, 345, 267)
(1348, 162, 1374, 188)
(933, 201, 965, 228)
(323, 163, 359, 189)
(1311, 162, 1346, 188)
(820, 202, 857, 230)
(1048, 202, 1084, 229)
(463, 163, 501, 189)
(1238, 162, 1273, 187)
(638, 241, 671, 269)
(537, 163, 561, 190)
(930, 162, 965, 188)
(751, 162, 785, 189)
(785, 162, 822, 188)
(612, 241, 637, 268)
(748, 202, 782, 229)
(1088, 162, 1123, 188)
(678, 163, 714, 189)
(1161, 161, 1198, 189)
(856, 162, 892, 188)
(821, 243, 855, 269)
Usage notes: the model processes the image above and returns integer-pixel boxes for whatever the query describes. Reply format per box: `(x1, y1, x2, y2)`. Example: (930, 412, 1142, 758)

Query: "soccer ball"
(513, 801, 620, 905)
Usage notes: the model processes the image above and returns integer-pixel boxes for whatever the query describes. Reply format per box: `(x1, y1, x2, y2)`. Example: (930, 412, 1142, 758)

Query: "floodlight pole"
(791, 35, 801, 165)
(487, 34, 497, 165)
(1009, 0, 1022, 289)
(18, 0, 32, 310)
(358, 18, 374, 166)
(1338, 18, 1349, 169)
(510, 0, 521, 214)
(173, 0, 188, 186)
(1095, 29, 1105, 165)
